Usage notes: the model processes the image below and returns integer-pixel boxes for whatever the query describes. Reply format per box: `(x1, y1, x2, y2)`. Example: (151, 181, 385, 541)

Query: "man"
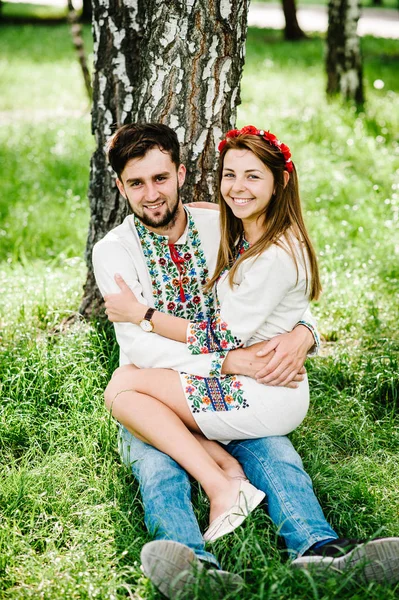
(93, 123, 399, 597)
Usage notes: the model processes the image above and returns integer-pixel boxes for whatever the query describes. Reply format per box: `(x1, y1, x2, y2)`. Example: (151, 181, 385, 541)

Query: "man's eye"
(130, 181, 141, 187)
(156, 176, 166, 182)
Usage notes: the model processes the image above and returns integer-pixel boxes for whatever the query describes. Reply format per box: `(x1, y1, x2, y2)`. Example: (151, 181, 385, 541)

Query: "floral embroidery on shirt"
(186, 236, 250, 355)
(135, 211, 215, 321)
(182, 373, 249, 413)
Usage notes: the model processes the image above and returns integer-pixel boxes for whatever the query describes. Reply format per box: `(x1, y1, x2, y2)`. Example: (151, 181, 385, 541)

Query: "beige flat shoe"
(203, 480, 265, 543)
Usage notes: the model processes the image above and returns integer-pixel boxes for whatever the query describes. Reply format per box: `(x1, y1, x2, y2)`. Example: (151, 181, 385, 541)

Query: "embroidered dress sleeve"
(187, 245, 306, 355)
(93, 239, 225, 377)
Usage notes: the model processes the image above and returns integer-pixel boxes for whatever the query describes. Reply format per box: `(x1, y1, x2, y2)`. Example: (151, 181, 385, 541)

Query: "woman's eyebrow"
(223, 168, 263, 173)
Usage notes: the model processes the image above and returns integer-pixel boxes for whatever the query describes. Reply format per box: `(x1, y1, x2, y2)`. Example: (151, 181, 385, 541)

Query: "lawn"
(0, 20, 398, 600)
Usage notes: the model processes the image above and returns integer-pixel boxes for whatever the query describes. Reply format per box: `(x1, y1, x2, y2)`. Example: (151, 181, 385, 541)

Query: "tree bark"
(281, 0, 306, 41)
(326, 0, 364, 104)
(81, 0, 249, 317)
(81, 0, 92, 22)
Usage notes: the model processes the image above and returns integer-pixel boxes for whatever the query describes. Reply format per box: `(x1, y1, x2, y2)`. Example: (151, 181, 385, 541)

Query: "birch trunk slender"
(81, 0, 249, 316)
(326, 0, 364, 104)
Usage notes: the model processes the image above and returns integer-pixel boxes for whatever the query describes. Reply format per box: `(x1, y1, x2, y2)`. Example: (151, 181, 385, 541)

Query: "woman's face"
(220, 148, 275, 225)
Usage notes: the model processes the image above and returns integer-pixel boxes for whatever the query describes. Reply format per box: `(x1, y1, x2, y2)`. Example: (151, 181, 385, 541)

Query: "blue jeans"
(119, 427, 337, 566)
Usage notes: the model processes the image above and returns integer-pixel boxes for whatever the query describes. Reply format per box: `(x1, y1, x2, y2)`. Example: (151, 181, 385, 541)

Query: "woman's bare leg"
(111, 366, 245, 477)
(105, 366, 246, 523)
(192, 433, 246, 480)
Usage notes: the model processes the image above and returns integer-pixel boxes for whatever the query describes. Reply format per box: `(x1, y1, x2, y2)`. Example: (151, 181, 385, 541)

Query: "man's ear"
(177, 164, 186, 188)
(116, 177, 127, 199)
(283, 171, 290, 188)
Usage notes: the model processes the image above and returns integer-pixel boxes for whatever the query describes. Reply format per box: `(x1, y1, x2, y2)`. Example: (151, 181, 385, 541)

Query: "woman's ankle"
(221, 458, 247, 480)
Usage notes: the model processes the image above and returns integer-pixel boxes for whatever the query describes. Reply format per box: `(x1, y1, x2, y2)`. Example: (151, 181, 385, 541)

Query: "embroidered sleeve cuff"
(209, 352, 227, 377)
(296, 320, 320, 356)
(187, 314, 242, 355)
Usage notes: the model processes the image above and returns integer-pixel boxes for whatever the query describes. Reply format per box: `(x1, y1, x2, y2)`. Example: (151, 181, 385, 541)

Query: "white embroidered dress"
(180, 236, 310, 443)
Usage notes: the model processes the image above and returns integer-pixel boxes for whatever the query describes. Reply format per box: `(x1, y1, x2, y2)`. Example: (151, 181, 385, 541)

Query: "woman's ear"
(283, 171, 290, 188)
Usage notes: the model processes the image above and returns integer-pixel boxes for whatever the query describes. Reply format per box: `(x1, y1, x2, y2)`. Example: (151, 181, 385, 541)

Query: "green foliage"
(0, 21, 398, 600)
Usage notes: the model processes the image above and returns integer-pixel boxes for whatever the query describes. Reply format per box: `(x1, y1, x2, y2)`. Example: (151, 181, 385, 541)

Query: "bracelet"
(296, 320, 320, 353)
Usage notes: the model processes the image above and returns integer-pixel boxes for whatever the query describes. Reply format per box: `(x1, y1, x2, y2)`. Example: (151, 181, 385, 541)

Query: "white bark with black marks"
(326, 0, 364, 104)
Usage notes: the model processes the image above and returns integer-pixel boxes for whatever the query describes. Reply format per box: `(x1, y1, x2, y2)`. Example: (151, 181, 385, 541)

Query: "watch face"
(140, 319, 153, 332)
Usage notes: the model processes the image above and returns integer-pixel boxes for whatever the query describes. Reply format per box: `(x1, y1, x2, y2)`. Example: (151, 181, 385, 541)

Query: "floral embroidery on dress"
(182, 373, 249, 413)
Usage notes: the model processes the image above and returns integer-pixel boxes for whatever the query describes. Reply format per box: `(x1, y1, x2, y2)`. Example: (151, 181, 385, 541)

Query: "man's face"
(116, 147, 186, 229)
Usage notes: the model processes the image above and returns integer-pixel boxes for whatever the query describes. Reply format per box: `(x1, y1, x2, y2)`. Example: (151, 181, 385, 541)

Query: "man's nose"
(146, 183, 160, 201)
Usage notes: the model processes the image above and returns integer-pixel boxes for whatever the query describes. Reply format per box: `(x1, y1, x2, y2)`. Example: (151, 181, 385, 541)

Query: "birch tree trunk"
(326, 0, 364, 104)
(81, 0, 249, 316)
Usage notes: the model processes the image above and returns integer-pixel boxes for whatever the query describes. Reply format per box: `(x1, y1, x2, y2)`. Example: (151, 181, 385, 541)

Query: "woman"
(103, 126, 321, 541)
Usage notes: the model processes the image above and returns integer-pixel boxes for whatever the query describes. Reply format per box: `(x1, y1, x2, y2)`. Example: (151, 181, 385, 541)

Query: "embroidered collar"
(133, 207, 190, 245)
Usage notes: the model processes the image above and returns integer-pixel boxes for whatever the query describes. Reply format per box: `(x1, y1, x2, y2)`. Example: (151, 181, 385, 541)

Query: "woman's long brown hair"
(205, 134, 321, 300)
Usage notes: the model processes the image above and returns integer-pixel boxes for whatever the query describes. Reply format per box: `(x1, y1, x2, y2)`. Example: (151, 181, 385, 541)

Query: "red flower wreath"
(218, 125, 293, 172)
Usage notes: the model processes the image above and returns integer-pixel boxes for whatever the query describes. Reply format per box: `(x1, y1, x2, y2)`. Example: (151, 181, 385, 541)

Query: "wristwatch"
(139, 307, 156, 332)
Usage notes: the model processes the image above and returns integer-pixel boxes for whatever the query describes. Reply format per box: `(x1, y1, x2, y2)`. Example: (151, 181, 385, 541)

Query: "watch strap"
(144, 307, 155, 322)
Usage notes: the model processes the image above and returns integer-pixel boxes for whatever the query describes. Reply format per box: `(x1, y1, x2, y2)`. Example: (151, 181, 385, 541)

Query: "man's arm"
(221, 335, 307, 389)
(93, 238, 225, 376)
(241, 325, 314, 387)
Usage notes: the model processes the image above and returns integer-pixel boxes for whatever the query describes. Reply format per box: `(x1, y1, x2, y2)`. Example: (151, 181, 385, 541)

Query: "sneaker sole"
(291, 537, 399, 585)
(141, 540, 200, 598)
(141, 540, 243, 598)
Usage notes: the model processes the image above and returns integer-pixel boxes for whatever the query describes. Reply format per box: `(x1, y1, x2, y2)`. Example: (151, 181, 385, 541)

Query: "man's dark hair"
(107, 123, 181, 177)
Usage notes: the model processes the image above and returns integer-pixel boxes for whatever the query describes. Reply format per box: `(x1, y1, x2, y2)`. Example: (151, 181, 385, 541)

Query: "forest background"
(0, 2, 398, 598)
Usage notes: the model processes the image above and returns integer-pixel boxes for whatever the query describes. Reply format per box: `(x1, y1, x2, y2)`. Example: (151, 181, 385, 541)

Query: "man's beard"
(132, 187, 181, 229)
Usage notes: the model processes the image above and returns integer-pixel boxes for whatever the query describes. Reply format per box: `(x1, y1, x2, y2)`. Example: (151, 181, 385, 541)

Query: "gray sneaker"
(140, 540, 244, 599)
(291, 537, 399, 584)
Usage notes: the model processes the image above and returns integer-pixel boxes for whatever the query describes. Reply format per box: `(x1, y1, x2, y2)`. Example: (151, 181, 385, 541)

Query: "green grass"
(0, 20, 398, 600)
(1, 1, 68, 20)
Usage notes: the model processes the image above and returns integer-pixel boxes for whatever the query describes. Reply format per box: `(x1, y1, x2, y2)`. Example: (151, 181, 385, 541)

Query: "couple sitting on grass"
(93, 122, 399, 597)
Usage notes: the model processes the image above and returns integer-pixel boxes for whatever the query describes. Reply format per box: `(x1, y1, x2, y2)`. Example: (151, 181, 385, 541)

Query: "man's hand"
(254, 325, 314, 386)
(222, 340, 306, 389)
(104, 274, 146, 324)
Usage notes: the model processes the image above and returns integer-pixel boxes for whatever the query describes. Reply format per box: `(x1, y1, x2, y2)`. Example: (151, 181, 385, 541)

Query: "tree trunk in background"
(67, 0, 92, 101)
(80, 0, 249, 316)
(81, 0, 92, 22)
(281, 0, 306, 40)
(326, 0, 364, 104)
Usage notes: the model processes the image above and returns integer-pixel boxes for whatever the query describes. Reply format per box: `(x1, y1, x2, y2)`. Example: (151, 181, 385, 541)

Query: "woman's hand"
(104, 274, 146, 324)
